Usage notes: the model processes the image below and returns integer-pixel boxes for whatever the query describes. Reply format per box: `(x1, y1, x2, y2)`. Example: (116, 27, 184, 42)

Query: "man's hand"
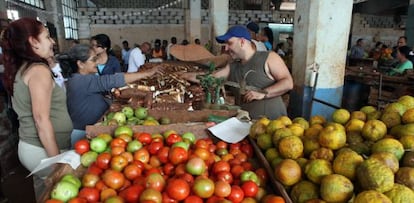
(243, 90, 267, 102)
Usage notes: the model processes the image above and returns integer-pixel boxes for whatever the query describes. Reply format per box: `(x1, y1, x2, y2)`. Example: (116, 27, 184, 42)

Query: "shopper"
(391, 36, 407, 58)
(349, 38, 367, 59)
(180, 25, 293, 119)
(1, 17, 73, 201)
(167, 36, 177, 60)
(260, 27, 274, 51)
(121, 40, 131, 72)
(58, 44, 162, 146)
(128, 42, 151, 72)
(151, 39, 165, 59)
(388, 46, 414, 76)
(246, 22, 267, 52)
(90, 34, 122, 75)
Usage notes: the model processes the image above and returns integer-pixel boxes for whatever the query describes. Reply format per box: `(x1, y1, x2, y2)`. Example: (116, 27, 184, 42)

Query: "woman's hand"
(144, 65, 165, 77)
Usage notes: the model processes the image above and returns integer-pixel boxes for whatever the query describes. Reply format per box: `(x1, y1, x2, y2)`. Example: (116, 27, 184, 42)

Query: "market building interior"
(0, 0, 413, 202)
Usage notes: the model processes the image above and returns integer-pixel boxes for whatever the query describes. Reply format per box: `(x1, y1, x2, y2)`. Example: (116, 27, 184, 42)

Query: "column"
(209, 0, 229, 55)
(289, 0, 353, 119)
(187, 0, 201, 44)
(0, 0, 8, 30)
(407, 0, 414, 48)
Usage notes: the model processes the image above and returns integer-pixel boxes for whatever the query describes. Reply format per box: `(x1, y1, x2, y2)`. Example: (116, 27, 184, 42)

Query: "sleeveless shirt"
(12, 63, 72, 149)
(228, 51, 287, 120)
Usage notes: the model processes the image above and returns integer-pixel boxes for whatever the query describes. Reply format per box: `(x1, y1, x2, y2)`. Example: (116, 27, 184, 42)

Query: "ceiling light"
(280, 2, 296, 11)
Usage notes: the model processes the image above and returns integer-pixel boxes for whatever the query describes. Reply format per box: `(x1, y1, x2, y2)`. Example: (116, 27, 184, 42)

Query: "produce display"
(250, 95, 414, 203)
(112, 62, 206, 111)
(45, 126, 286, 203)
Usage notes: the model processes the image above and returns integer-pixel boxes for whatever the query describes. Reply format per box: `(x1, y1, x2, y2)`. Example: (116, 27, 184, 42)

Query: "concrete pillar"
(289, 0, 353, 120)
(186, 0, 201, 44)
(0, 0, 8, 29)
(407, 0, 414, 48)
(262, 0, 270, 11)
(209, 0, 229, 55)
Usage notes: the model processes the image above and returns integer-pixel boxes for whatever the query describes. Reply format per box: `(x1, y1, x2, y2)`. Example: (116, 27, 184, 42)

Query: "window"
(62, 0, 79, 39)
(19, 0, 45, 9)
(7, 10, 19, 20)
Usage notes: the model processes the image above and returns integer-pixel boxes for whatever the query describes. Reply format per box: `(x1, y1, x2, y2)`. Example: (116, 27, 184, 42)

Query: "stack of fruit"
(46, 126, 286, 203)
(101, 106, 171, 126)
(250, 95, 414, 203)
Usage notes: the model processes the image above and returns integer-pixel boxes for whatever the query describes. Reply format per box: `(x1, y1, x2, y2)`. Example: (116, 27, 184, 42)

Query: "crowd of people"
(349, 36, 414, 76)
(0, 17, 295, 201)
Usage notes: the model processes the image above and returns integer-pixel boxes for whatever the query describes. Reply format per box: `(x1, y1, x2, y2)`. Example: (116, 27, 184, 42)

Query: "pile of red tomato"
(47, 128, 285, 203)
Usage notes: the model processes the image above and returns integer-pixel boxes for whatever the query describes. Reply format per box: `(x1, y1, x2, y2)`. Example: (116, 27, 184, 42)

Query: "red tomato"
(145, 172, 166, 192)
(67, 197, 87, 203)
(231, 164, 245, 179)
(99, 188, 117, 201)
(262, 195, 286, 203)
(110, 138, 127, 149)
(94, 180, 108, 191)
(163, 163, 175, 176)
(86, 163, 103, 176)
(110, 155, 128, 171)
(176, 172, 194, 186)
(134, 148, 150, 163)
(194, 139, 209, 149)
(45, 200, 64, 203)
(241, 162, 253, 171)
(255, 168, 268, 185)
(215, 171, 234, 184)
(139, 188, 163, 202)
(166, 179, 190, 201)
(241, 143, 254, 158)
(212, 160, 231, 175)
(235, 152, 248, 162)
(149, 156, 161, 168)
(134, 132, 152, 145)
(110, 146, 125, 156)
(227, 185, 244, 203)
(96, 152, 111, 170)
(162, 192, 178, 203)
(166, 133, 182, 146)
(183, 195, 203, 203)
(78, 187, 99, 202)
(119, 184, 145, 202)
(157, 146, 170, 163)
(123, 163, 142, 180)
(168, 146, 188, 165)
(102, 170, 126, 190)
(192, 177, 215, 199)
(147, 141, 164, 155)
(229, 143, 241, 151)
(215, 140, 228, 149)
(241, 180, 259, 197)
(206, 196, 224, 203)
(193, 148, 210, 161)
(74, 139, 90, 155)
(214, 180, 231, 197)
(81, 173, 100, 188)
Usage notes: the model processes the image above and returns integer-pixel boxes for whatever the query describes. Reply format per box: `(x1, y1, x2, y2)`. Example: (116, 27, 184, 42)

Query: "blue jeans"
(71, 129, 86, 148)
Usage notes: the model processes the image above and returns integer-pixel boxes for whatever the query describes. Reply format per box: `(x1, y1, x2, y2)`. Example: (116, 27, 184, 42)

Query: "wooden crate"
(42, 123, 292, 203)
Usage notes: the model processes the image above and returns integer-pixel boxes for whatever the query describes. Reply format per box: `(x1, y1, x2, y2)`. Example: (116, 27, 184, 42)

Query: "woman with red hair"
(1, 18, 72, 200)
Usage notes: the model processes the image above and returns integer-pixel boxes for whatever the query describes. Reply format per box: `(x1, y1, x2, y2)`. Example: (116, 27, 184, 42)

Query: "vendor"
(58, 44, 162, 147)
(387, 46, 414, 76)
(180, 25, 293, 120)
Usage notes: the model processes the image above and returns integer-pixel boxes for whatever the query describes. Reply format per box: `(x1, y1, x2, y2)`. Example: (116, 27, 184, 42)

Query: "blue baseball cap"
(216, 25, 252, 43)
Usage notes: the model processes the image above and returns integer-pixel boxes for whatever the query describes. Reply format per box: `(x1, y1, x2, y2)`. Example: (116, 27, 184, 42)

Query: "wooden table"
(345, 66, 414, 108)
